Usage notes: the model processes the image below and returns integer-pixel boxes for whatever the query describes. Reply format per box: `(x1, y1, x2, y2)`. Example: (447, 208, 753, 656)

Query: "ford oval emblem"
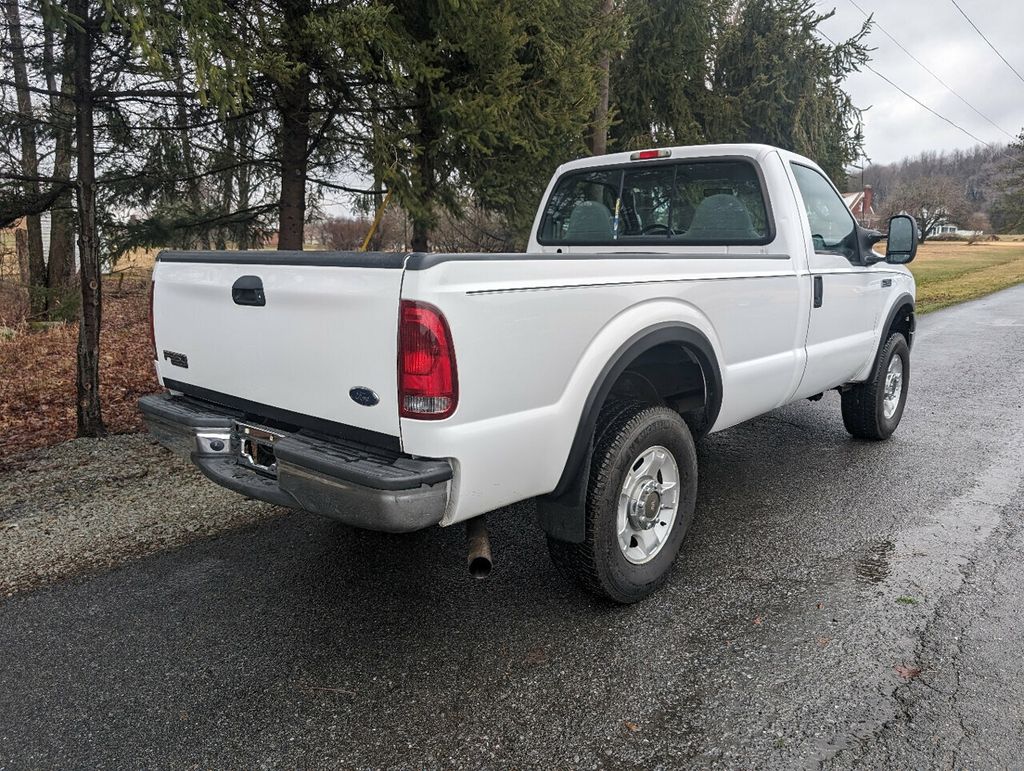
(349, 387, 379, 407)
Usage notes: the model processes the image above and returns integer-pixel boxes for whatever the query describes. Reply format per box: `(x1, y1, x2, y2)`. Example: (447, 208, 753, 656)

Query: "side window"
(790, 163, 858, 261)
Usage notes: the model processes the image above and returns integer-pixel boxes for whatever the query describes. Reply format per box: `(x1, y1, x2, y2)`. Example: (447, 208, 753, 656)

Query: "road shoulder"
(0, 434, 283, 597)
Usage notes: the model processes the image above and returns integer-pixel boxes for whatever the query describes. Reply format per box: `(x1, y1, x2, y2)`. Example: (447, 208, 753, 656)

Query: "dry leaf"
(894, 664, 921, 680)
(524, 647, 547, 665)
(623, 721, 640, 733)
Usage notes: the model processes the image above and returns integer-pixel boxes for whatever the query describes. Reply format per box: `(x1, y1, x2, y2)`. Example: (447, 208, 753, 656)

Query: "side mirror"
(885, 215, 918, 264)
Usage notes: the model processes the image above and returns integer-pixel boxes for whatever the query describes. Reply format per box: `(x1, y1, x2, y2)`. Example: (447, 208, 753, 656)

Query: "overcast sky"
(815, 0, 1024, 165)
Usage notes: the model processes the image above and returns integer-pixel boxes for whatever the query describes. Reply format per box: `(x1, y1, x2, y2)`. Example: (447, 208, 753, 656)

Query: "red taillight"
(148, 280, 157, 361)
(398, 300, 458, 419)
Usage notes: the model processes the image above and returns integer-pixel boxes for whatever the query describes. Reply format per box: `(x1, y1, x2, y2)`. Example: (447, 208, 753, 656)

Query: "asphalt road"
(2, 286, 1024, 769)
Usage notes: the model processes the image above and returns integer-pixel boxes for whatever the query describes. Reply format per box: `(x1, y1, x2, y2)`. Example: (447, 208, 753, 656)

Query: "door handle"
(232, 275, 266, 307)
(813, 275, 823, 308)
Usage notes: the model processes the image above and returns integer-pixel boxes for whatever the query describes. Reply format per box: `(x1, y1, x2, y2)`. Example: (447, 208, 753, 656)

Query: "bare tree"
(43, 21, 77, 309)
(4, 0, 46, 313)
(966, 212, 991, 244)
(69, 0, 105, 437)
(881, 176, 972, 242)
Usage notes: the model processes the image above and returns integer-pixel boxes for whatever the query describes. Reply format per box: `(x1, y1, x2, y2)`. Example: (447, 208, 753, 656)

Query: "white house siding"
(38, 211, 80, 270)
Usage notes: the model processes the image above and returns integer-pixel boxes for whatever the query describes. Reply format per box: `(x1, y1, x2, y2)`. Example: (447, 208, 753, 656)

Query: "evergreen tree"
(710, 0, 869, 180)
(610, 0, 729, 149)
(371, 0, 610, 251)
(990, 133, 1024, 233)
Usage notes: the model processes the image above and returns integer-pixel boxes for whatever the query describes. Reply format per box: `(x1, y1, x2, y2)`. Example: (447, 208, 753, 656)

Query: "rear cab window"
(538, 158, 773, 247)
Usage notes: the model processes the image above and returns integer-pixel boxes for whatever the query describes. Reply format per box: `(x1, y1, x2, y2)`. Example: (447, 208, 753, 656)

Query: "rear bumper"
(139, 392, 451, 532)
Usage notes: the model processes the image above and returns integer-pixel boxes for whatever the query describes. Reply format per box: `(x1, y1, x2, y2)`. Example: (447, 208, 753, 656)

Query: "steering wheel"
(641, 223, 672, 235)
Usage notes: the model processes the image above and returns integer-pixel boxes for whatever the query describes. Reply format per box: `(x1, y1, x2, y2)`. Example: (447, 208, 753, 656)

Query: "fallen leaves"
(0, 273, 160, 462)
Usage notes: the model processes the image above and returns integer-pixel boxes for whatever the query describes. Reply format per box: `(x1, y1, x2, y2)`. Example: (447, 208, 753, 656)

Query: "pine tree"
(610, 0, 729, 149)
(990, 133, 1024, 233)
(372, 0, 610, 251)
(711, 0, 869, 180)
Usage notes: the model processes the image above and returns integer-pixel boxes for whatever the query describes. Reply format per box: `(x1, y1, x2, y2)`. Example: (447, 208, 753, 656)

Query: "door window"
(790, 163, 858, 261)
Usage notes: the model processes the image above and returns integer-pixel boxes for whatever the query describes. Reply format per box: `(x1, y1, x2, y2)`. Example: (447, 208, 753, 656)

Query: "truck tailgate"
(152, 252, 405, 438)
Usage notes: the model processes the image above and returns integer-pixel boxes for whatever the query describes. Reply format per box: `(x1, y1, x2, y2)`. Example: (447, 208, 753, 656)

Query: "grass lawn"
(908, 240, 1024, 314)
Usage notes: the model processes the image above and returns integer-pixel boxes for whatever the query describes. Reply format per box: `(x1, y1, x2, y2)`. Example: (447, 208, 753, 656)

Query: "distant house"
(842, 185, 878, 228)
(0, 212, 78, 284)
(927, 222, 982, 239)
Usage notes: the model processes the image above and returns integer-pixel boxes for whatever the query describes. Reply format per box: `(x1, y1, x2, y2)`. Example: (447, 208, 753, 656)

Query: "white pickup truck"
(140, 143, 918, 603)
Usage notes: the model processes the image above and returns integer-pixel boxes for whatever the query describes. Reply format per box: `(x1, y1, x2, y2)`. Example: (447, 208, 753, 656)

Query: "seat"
(685, 194, 760, 241)
(565, 200, 613, 241)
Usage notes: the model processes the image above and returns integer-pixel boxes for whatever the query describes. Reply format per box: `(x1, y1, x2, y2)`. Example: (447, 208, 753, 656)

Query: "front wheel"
(841, 333, 910, 440)
(547, 403, 698, 604)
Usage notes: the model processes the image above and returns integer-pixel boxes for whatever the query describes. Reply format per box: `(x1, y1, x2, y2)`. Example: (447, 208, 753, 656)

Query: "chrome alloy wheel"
(882, 354, 904, 420)
(616, 445, 681, 565)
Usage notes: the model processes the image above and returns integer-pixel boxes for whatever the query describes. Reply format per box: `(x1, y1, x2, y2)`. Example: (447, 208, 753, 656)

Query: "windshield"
(538, 159, 771, 246)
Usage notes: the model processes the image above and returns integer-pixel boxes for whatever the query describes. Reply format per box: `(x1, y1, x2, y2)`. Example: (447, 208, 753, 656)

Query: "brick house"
(842, 185, 878, 229)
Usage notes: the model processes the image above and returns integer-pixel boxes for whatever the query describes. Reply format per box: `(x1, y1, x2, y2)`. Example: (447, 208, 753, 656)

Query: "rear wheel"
(841, 333, 910, 440)
(547, 402, 698, 604)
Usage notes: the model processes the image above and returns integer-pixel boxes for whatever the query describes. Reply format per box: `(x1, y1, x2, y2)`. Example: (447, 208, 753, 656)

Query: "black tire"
(841, 332, 910, 440)
(547, 402, 698, 604)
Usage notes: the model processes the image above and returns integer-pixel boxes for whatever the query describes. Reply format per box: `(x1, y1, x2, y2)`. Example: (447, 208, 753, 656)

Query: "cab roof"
(557, 143, 821, 175)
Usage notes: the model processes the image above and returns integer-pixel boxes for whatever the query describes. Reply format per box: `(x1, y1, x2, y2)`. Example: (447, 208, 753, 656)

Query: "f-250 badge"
(162, 350, 189, 368)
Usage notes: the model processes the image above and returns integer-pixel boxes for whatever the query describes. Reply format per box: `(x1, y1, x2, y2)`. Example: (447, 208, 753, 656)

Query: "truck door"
(788, 162, 884, 397)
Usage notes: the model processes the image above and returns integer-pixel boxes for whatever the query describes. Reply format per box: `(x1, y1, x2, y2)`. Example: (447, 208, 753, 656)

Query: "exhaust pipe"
(465, 515, 492, 579)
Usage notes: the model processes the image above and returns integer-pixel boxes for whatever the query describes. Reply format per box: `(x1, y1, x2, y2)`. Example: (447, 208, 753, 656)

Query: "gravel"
(0, 434, 284, 596)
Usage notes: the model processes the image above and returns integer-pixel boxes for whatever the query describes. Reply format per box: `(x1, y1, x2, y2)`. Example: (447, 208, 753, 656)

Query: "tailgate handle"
(232, 275, 265, 307)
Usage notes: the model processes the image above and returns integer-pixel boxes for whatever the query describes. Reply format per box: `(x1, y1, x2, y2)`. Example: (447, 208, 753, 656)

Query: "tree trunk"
(411, 219, 429, 253)
(70, 0, 105, 438)
(585, 0, 614, 156)
(410, 85, 437, 253)
(46, 23, 77, 312)
(236, 117, 253, 250)
(172, 49, 209, 249)
(5, 0, 46, 314)
(276, 69, 312, 251)
(370, 172, 385, 252)
(216, 119, 236, 250)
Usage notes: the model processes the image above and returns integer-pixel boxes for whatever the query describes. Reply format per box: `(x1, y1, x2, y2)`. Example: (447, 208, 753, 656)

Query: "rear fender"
(538, 319, 723, 543)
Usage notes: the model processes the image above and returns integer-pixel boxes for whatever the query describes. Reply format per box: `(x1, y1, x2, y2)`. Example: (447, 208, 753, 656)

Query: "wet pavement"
(1, 285, 1023, 769)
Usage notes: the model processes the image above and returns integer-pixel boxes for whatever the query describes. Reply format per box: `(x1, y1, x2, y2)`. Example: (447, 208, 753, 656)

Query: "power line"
(948, 0, 1024, 86)
(845, 0, 1014, 139)
(817, 29, 992, 148)
(863, 64, 992, 147)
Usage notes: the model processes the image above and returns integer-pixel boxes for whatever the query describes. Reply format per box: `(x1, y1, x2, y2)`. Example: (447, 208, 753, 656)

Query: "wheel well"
(888, 302, 915, 349)
(606, 341, 709, 433)
(541, 323, 721, 527)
